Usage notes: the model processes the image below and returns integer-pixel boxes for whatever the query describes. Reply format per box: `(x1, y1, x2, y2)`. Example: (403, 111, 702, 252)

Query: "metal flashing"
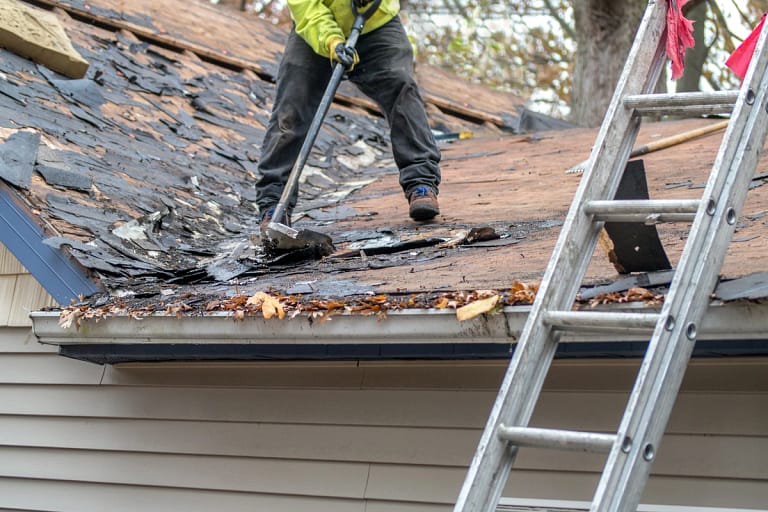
(0, 181, 100, 304)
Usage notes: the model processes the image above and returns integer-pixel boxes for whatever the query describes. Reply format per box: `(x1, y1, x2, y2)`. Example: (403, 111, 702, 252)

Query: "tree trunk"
(677, 1, 709, 92)
(571, 0, 647, 127)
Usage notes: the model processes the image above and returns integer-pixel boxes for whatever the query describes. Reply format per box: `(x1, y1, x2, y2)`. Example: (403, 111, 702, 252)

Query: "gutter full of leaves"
(30, 280, 768, 347)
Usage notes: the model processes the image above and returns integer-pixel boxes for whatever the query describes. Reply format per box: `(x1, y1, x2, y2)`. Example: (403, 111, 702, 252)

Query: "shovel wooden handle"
(630, 119, 729, 157)
(566, 120, 729, 175)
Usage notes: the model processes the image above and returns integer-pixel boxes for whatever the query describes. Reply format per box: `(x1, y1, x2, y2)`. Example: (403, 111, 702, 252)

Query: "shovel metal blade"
(264, 221, 335, 257)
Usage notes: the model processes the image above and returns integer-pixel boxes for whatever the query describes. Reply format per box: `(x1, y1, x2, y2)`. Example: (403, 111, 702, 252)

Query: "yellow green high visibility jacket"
(287, 0, 400, 58)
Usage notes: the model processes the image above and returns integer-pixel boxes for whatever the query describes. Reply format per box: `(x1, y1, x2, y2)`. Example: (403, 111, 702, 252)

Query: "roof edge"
(0, 180, 100, 304)
(31, 301, 768, 346)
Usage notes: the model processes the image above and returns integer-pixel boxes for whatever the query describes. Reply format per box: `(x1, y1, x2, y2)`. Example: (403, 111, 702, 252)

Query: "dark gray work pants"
(255, 16, 441, 212)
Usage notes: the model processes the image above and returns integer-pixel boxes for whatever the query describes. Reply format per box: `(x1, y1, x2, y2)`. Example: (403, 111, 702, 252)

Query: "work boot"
(408, 186, 439, 221)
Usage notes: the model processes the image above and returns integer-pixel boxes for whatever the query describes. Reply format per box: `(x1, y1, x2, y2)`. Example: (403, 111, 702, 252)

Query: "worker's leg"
(256, 29, 332, 216)
(350, 17, 441, 199)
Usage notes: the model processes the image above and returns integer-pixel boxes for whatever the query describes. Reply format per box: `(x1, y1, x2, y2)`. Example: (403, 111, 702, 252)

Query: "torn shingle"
(35, 146, 97, 191)
(0, 130, 40, 189)
(715, 272, 768, 301)
(37, 67, 105, 108)
(36, 164, 92, 191)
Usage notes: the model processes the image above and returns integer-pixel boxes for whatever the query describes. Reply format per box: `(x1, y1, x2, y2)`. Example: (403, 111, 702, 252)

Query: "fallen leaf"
(248, 291, 285, 319)
(433, 296, 449, 309)
(129, 311, 145, 321)
(438, 229, 468, 248)
(58, 308, 82, 330)
(465, 226, 498, 244)
(456, 295, 500, 322)
(627, 287, 654, 301)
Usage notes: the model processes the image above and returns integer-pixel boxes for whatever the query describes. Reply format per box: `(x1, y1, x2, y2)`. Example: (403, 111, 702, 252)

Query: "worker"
(256, 0, 441, 233)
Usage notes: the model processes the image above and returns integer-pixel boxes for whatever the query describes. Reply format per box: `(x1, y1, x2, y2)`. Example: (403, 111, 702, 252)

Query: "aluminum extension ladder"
(454, 2, 768, 511)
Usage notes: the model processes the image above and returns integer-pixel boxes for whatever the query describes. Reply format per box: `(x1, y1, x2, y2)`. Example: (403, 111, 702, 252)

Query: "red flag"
(666, 0, 696, 80)
(726, 14, 766, 80)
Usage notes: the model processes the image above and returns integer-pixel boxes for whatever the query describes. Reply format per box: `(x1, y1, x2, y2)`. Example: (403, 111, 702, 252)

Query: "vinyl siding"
(0, 325, 766, 512)
(0, 245, 57, 327)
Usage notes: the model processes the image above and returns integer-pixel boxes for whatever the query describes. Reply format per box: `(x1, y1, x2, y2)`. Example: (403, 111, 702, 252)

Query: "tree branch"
(710, 0, 738, 51)
(542, 0, 576, 40)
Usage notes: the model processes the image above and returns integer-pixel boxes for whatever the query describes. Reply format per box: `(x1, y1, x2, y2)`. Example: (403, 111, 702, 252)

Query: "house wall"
(0, 244, 57, 327)
(0, 318, 767, 512)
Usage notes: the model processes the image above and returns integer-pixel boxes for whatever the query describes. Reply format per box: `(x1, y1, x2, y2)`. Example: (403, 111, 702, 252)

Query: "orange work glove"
(328, 37, 359, 70)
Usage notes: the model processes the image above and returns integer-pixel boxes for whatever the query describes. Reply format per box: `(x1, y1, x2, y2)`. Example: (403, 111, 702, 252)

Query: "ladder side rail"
(453, 3, 669, 511)
(592, 19, 768, 511)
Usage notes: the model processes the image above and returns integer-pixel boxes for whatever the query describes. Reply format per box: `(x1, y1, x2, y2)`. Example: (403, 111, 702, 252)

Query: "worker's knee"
(274, 101, 316, 135)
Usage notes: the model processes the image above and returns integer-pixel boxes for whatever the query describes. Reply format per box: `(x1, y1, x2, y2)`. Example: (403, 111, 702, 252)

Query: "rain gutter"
(30, 301, 768, 364)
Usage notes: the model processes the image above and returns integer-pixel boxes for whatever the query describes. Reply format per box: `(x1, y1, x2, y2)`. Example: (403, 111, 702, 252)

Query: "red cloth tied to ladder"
(666, 0, 696, 80)
(726, 14, 766, 80)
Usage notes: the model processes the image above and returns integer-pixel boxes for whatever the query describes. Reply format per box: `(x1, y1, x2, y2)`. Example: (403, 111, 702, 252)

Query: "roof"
(3, 0, 768, 361)
(0, 0, 536, 301)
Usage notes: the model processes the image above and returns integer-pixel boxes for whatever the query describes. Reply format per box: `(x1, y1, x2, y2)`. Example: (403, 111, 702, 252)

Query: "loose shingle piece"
(0, 131, 39, 189)
(36, 146, 93, 191)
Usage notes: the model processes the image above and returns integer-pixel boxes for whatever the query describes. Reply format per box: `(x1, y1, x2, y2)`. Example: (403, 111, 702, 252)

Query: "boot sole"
(409, 205, 440, 221)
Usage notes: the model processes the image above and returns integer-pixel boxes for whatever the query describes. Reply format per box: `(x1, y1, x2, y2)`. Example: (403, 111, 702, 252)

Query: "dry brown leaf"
(438, 229, 469, 248)
(247, 291, 285, 319)
(456, 295, 500, 322)
(509, 281, 527, 292)
(626, 287, 654, 300)
(232, 309, 245, 322)
(433, 296, 449, 309)
(58, 308, 82, 330)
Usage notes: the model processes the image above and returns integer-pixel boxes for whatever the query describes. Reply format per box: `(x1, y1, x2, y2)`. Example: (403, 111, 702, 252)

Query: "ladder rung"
(623, 90, 738, 116)
(543, 311, 660, 333)
(584, 199, 699, 223)
(497, 425, 617, 453)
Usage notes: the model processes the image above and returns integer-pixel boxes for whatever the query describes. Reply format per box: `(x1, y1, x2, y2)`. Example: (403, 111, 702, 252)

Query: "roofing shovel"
(263, 0, 382, 256)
